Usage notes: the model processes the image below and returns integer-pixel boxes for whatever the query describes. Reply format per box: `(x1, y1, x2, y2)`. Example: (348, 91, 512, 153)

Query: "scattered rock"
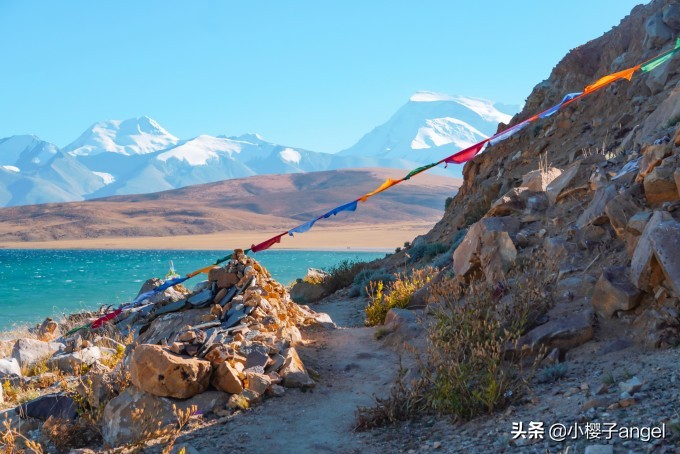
(16, 393, 77, 421)
(102, 387, 228, 447)
(648, 219, 680, 295)
(0, 358, 22, 378)
(522, 168, 562, 192)
(592, 266, 642, 318)
(514, 310, 594, 355)
(290, 281, 326, 305)
(211, 361, 243, 394)
(11, 339, 63, 369)
(48, 346, 104, 374)
(37, 318, 59, 341)
(280, 347, 315, 388)
(644, 155, 680, 206)
(130, 344, 212, 399)
(630, 210, 672, 291)
(619, 376, 643, 395)
(576, 184, 618, 229)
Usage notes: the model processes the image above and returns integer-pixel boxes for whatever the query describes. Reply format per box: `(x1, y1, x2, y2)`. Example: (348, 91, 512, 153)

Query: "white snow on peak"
(409, 91, 457, 102)
(411, 118, 487, 150)
(92, 171, 115, 185)
(156, 135, 244, 166)
(65, 116, 179, 156)
(279, 148, 301, 164)
(451, 96, 512, 125)
(1, 165, 20, 173)
(0, 135, 58, 166)
(410, 92, 512, 125)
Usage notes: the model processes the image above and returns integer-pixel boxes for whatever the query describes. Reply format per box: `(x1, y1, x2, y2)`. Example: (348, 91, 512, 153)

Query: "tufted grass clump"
(364, 268, 432, 326)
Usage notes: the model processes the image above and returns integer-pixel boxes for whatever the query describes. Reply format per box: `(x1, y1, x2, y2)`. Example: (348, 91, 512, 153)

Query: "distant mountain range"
(0, 92, 517, 207)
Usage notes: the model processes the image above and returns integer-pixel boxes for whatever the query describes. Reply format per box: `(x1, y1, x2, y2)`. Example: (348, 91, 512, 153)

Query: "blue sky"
(1, 1, 642, 153)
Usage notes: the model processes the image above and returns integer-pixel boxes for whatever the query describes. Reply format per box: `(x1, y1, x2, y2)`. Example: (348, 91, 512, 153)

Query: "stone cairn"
(0, 249, 332, 447)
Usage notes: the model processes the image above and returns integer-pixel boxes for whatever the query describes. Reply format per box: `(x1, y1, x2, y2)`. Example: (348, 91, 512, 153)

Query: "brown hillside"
(0, 168, 460, 243)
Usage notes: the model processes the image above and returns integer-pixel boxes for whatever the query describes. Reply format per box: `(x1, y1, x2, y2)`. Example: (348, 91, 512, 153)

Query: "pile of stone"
(0, 249, 332, 448)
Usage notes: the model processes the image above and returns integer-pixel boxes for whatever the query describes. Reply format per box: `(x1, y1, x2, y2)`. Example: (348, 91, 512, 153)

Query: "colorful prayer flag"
(441, 141, 488, 165)
(404, 163, 438, 180)
(359, 178, 403, 202)
(539, 92, 583, 118)
(251, 232, 287, 253)
(641, 38, 680, 72)
(584, 66, 640, 94)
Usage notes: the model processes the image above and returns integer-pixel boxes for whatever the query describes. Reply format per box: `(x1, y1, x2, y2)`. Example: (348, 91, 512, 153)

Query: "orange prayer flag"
(584, 65, 640, 94)
(186, 264, 218, 278)
(359, 178, 403, 202)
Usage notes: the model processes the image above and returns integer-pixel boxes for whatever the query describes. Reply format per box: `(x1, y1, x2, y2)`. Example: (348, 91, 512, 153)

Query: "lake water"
(0, 249, 385, 330)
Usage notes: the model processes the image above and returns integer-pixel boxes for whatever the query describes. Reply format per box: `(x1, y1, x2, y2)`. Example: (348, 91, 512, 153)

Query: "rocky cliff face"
(395, 0, 680, 350)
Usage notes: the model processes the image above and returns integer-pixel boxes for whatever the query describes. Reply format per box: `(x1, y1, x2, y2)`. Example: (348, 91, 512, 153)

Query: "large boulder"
(592, 267, 642, 318)
(648, 220, 680, 295)
(279, 347, 315, 388)
(48, 347, 105, 374)
(11, 339, 63, 369)
(453, 216, 519, 283)
(631, 211, 673, 291)
(522, 167, 562, 192)
(102, 387, 228, 447)
(644, 155, 680, 206)
(605, 187, 640, 237)
(290, 281, 326, 305)
(576, 184, 618, 229)
(130, 344, 211, 399)
(211, 361, 243, 394)
(514, 310, 594, 355)
(0, 358, 22, 378)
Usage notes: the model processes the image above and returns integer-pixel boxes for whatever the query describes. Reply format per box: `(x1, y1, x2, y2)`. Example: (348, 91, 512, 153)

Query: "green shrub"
(536, 363, 568, 384)
(352, 268, 395, 297)
(322, 259, 368, 294)
(409, 242, 447, 262)
(444, 197, 454, 210)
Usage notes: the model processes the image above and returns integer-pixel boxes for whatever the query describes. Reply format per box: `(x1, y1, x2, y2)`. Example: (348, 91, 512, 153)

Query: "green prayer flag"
(404, 162, 437, 180)
(641, 38, 680, 72)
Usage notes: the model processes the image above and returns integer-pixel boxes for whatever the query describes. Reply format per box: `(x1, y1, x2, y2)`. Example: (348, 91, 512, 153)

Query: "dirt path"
(164, 294, 398, 454)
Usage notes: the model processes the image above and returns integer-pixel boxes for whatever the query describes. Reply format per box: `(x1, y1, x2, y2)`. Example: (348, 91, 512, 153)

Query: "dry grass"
(357, 249, 558, 426)
(364, 268, 432, 326)
(0, 418, 44, 453)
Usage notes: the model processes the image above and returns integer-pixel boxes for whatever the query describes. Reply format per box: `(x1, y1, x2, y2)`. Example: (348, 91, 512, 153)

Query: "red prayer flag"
(251, 232, 287, 253)
(441, 140, 488, 165)
(92, 308, 123, 329)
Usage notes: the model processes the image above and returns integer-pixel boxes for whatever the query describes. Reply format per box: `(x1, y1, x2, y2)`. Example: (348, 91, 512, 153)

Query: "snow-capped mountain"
(339, 92, 516, 166)
(0, 92, 517, 206)
(0, 135, 58, 171)
(63, 116, 179, 157)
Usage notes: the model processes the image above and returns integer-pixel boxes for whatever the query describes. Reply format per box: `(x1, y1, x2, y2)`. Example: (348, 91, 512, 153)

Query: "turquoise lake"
(0, 249, 385, 331)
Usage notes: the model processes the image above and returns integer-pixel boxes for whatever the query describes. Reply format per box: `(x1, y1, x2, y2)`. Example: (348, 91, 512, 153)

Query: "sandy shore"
(0, 222, 433, 251)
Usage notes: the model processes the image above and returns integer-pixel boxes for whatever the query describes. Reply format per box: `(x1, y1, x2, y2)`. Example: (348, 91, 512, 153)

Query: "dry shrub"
(41, 416, 100, 451)
(0, 419, 44, 453)
(425, 279, 537, 419)
(355, 357, 428, 431)
(357, 249, 558, 426)
(364, 268, 432, 326)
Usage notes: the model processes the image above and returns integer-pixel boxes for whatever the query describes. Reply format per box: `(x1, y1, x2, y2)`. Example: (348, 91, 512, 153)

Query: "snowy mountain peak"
(64, 117, 179, 157)
(339, 91, 519, 167)
(228, 133, 266, 144)
(409, 91, 457, 102)
(0, 134, 59, 168)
